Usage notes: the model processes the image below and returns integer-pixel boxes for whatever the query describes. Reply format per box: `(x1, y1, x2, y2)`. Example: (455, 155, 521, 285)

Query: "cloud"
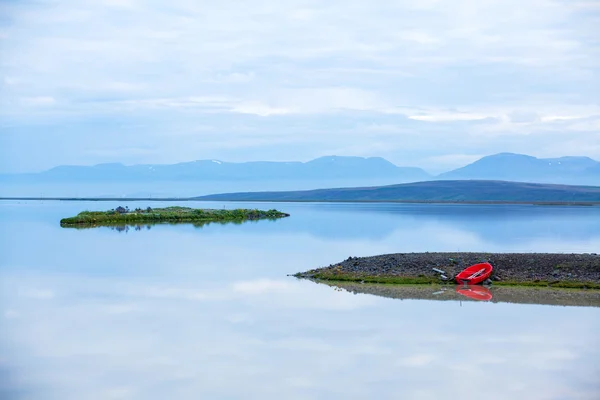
(232, 279, 293, 294)
(508, 111, 540, 124)
(0, 0, 599, 171)
(4, 310, 20, 319)
(397, 354, 436, 367)
(2, 269, 599, 400)
(18, 288, 55, 299)
(407, 111, 490, 122)
(231, 102, 291, 117)
(20, 96, 56, 106)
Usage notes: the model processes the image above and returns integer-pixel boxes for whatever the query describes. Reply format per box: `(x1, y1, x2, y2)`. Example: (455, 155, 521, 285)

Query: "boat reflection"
(455, 285, 493, 301)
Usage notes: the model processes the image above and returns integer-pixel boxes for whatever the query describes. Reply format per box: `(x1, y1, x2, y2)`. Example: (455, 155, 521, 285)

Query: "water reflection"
(318, 281, 600, 307)
(3, 200, 600, 247)
(60, 219, 259, 232)
(1, 273, 599, 400)
(112, 224, 152, 233)
(1, 201, 600, 399)
(456, 285, 493, 301)
(279, 203, 600, 243)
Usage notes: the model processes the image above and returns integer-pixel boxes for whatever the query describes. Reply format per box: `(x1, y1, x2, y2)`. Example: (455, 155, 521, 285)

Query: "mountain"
(585, 163, 600, 175)
(2, 153, 599, 191)
(196, 180, 600, 203)
(0, 156, 430, 183)
(439, 153, 600, 184)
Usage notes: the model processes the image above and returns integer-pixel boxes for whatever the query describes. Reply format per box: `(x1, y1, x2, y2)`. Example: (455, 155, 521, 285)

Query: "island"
(60, 206, 290, 227)
(294, 252, 600, 289)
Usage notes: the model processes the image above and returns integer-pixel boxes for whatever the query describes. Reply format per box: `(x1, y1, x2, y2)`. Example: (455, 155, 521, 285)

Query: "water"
(1, 201, 599, 399)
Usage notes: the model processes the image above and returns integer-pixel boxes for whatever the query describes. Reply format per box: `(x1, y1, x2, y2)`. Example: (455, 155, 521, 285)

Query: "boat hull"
(455, 262, 493, 285)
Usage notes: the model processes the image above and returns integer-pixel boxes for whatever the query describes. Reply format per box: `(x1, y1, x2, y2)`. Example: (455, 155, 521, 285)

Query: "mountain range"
(0, 156, 429, 183)
(439, 153, 599, 184)
(1, 153, 599, 186)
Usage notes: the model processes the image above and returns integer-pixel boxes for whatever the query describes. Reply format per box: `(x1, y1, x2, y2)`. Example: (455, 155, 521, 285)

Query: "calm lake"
(1, 201, 599, 400)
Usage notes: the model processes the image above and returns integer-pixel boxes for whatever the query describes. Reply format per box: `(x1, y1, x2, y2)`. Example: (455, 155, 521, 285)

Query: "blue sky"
(1, 0, 599, 173)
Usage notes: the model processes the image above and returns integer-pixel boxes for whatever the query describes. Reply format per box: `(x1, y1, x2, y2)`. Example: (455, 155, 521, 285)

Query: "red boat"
(456, 286, 493, 301)
(455, 262, 493, 285)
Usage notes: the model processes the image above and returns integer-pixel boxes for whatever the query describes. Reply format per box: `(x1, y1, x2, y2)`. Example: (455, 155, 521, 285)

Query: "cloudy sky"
(1, 0, 599, 173)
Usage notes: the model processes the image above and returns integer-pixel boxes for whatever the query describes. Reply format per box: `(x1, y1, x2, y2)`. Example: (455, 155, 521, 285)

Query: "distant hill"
(196, 180, 600, 203)
(0, 156, 430, 183)
(439, 153, 600, 185)
(2, 153, 599, 189)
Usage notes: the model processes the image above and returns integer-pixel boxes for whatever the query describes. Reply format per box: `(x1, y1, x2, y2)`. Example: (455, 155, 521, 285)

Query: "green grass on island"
(60, 206, 290, 227)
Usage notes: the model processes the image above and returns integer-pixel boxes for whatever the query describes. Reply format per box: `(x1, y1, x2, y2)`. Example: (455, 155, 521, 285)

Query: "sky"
(0, 0, 599, 174)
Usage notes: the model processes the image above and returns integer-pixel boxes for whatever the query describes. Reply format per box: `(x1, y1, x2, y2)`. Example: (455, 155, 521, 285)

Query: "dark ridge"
(196, 180, 600, 203)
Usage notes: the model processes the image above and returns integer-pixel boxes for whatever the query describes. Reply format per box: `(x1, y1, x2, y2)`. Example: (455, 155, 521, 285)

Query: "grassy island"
(295, 252, 600, 289)
(60, 206, 290, 227)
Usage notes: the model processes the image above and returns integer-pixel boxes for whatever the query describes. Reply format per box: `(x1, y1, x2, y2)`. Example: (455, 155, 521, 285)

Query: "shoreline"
(2, 197, 600, 206)
(295, 252, 600, 289)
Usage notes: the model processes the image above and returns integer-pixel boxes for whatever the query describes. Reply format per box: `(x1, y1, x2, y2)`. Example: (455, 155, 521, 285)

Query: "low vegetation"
(301, 272, 440, 285)
(60, 206, 290, 226)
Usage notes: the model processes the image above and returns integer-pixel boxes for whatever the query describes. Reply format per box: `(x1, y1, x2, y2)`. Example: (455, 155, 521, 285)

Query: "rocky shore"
(295, 252, 600, 289)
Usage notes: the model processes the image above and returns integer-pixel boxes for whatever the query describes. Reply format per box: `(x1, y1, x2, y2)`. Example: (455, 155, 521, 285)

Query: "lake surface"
(1, 201, 599, 400)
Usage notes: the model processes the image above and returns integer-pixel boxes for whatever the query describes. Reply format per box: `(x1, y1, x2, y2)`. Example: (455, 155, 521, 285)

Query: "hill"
(195, 180, 600, 203)
(2, 153, 599, 191)
(0, 156, 430, 183)
(439, 153, 600, 184)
